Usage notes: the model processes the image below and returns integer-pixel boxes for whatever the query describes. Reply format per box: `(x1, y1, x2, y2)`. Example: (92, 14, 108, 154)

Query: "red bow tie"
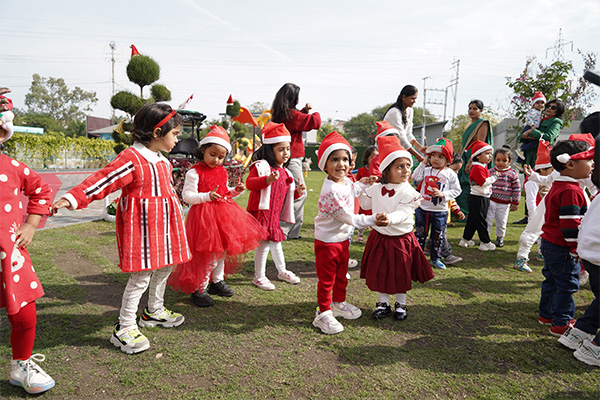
(381, 187, 395, 197)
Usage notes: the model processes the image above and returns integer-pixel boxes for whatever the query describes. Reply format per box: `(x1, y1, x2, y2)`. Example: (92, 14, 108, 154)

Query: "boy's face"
(429, 151, 448, 169)
(477, 149, 493, 164)
(449, 162, 463, 174)
(565, 159, 593, 180)
(533, 100, 545, 111)
(325, 149, 350, 183)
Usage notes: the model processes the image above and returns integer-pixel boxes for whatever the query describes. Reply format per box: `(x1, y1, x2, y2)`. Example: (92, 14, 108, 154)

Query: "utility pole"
(109, 41, 116, 121)
(421, 76, 430, 147)
(546, 28, 573, 61)
(449, 59, 460, 126)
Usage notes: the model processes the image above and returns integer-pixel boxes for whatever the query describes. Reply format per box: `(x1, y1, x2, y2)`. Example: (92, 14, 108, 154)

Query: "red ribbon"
(381, 187, 395, 197)
(153, 110, 177, 130)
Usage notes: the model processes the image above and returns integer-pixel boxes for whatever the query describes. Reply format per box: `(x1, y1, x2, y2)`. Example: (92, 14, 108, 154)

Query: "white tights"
(254, 240, 286, 278)
(119, 266, 172, 328)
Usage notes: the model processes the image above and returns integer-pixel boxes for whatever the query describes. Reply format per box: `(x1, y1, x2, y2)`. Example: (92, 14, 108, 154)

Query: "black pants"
(463, 194, 491, 243)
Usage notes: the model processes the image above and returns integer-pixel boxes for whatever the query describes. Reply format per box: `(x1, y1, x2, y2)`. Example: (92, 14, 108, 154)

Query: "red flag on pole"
(177, 94, 194, 110)
(130, 44, 140, 58)
(232, 106, 258, 127)
(227, 95, 233, 105)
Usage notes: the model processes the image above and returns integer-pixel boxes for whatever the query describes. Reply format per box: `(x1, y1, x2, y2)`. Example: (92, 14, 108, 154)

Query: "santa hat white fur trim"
(376, 127, 399, 138)
(318, 143, 351, 172)
(263, 135, 291, 145)
(199, 136, 231, 152)
(379, 149, 412, 173)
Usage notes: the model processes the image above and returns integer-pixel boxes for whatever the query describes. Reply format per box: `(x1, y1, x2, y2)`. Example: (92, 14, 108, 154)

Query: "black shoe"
(287, 236, 302, 240)
(513, 217, 528, 225)
(394, 302, 407, 320)
(191, 290, 214, 307)
(207, 281, 234, 297)
(495, 237, 504, 247)
(371, 302, 392, 319)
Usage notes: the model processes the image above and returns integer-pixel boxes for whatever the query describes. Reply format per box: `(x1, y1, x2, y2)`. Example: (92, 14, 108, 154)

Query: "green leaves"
(126, 55, 160, 97)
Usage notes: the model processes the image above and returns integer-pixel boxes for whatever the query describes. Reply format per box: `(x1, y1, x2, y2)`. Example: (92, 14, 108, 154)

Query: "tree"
(24, 74, 98, 121)
(317, 121, 337, 142)
(445, 112, 500, 150)
(506, 51, 597, 126)
(126, 55, 160, 98)
(247, 101, 270, 115)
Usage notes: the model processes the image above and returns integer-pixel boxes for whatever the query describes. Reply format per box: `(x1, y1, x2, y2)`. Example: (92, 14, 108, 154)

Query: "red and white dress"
(168, 162, 265, 293)
(0, 154, 52, 315)
(63, 142, 191, 272)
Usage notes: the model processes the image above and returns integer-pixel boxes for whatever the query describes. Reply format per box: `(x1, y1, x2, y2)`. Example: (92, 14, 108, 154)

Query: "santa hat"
(262, 122, 291, 144)
(377, 135, 412, 173)
(534, 140, 552, 170)
(317, 131, 351, 172)
(466, 140, 493, 160)
(426, 137, 454, 162)
(0, 110, 14, 144)
(568, 133, 595, 148)
(375, 121, 399, 138)
(532, 91, 546, 105)
(200, 125, 231, 152)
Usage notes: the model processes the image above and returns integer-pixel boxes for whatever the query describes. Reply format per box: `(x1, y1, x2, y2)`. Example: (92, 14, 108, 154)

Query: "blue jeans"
(574, 259, 600, 343)
(539, 239, 580, 326)
(415, 208, 447, 261)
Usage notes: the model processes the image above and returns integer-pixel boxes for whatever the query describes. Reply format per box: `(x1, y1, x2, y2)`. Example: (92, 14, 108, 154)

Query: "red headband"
(153, 110, 177, 130)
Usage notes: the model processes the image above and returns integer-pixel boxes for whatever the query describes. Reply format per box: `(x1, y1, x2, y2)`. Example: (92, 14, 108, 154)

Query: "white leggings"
(517, 199, 545, 260)
(486, 201, 510, 239)
(254, 240, 286, 278)
(119, 266, 172, 328)
(206, 256, 225, 285)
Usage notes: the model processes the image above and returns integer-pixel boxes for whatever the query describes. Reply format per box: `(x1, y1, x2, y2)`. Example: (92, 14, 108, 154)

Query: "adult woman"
(456, 99, 494, 214)
(270, 83, 321, 239)
(383, 85, 426, 162)
(518, 99, 564, 167)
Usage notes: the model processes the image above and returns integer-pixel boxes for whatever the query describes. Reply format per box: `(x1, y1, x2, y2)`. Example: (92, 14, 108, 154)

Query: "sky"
(1, 0, 599, 125)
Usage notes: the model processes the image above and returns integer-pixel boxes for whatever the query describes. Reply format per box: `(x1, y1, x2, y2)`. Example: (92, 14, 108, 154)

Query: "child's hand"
(458, 211, 466, 220)
(267, 170, 280, 184)
(234, 182, 245, 193)
(510, 204, 519, 212)
(51, 198, 72, 215)
(359, 176, 377, 185)
(209, 186, 221, 201)
(523, 164, 533, 176)
(431, 188, 443, 198)
(301, 103, 312, 113)
(297, 183, 306, 196)
(15, 222, 36, 249)
(375, 212, 389, 227)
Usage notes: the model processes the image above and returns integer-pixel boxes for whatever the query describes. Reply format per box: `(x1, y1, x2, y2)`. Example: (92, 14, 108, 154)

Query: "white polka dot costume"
(0, 154, 51, 315)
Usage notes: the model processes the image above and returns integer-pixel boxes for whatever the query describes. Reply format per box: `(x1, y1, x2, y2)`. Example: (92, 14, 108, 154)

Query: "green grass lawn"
(1, 170, 599, 399)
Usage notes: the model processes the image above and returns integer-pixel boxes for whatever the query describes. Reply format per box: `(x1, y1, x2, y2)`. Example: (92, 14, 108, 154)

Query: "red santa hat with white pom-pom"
(534, 140, 552, 170)
(377, 135, 412, 173)
(262, 122, 291, 144)
(200, 125, 231, 152)
(375, 121, 399, 138)
(466, 140, 493, 160)
(317, 131, 351, 172)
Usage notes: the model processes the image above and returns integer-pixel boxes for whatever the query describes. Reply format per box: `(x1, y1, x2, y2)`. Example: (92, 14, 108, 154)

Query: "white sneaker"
(348, 259, 359, 269)
(331, 301, 362, 320)
(312, 309, 344, 334)
(253, 275, 275, 290)
(458, 238, 475, 248)
(580, 270, 590, 286)
(478, 242, 496, 251)
(9, 354, 55, 394)
(573, 339, 600, 367)
(110, 324, 150, 354)
(558, 326, 595, 350)
(277, 270, 300, 284)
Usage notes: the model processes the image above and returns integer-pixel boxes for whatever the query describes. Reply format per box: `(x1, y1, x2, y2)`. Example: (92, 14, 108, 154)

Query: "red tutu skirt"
(360, 230, 434, 293)
(168, 198, 266, 293)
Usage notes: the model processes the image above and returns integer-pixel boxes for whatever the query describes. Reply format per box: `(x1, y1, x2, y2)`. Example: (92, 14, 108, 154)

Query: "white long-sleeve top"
(314, 177, 376, 243)
(578, 194, 600, 265)
(358, 182, 422, 236)
(383, 107, 416, 150)
(181, 168, 241, 205)
(524, 179, 539, 216)
(411, 163, 461, 212)
(528, 170, 598, 203)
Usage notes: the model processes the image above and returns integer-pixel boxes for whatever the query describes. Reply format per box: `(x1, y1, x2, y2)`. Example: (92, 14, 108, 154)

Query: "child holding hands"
(312, 132, 384, 334)
(168, 126, 264, 305)
(53, 103, 190, 355)
(360, 135, 434, 320)
(246, 122, 305, 290)
(1, 94, 55, 394)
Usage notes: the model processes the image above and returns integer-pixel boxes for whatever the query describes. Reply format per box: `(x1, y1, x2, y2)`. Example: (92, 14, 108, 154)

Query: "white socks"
(377, 292, 406, 306)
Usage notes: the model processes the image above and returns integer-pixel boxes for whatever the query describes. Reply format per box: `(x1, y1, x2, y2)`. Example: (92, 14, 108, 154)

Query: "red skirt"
(360, 230, 434, 293)
(168, 198, 266, 293)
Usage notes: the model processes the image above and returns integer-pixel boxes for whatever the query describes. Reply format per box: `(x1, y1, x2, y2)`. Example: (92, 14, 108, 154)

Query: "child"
(1, 99, 55, 394)
(302, 157, 312, 178)
(485, 145, 521, 247)
(312, 132, 383, 334)
(459, 140, 498, 251)
(53, 103, 191, 355)
(411, 138, 461, 270)
(513, 142, 554, 272)
(168, 125, 264, 304)
(360, 135, 434, 319)
(441, 153, 466, 265)
(355, 146, 378, 243)
(516, 91, 546, 165)
(538, 139, 593, 337)
(246, 122, 304, 290)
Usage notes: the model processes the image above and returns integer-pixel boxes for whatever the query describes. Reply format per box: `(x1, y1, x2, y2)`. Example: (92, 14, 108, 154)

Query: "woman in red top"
(271, 83, 321, 239)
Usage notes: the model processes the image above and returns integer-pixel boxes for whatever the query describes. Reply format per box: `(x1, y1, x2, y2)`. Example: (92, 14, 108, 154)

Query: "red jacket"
(283, 109, 321, 158)
(246, 163, 302, 211)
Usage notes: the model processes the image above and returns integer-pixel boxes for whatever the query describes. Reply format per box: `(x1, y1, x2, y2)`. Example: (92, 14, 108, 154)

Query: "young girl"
(485, 145, 521, 247)
(1, 97, 55, 394)
(355, 146, 378, 243)
(411, 138, 461, 270)
(53, 103, 191, 355)
(168, 125, 264, 304)
(359, 135, 434, 320)
(246, 122, 305, 290)
(312, 132, 383, 334)
(459, 140, 498, 251)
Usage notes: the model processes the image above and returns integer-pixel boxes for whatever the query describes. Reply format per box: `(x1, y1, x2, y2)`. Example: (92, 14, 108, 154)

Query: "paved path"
(36, 169, 121, 230)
